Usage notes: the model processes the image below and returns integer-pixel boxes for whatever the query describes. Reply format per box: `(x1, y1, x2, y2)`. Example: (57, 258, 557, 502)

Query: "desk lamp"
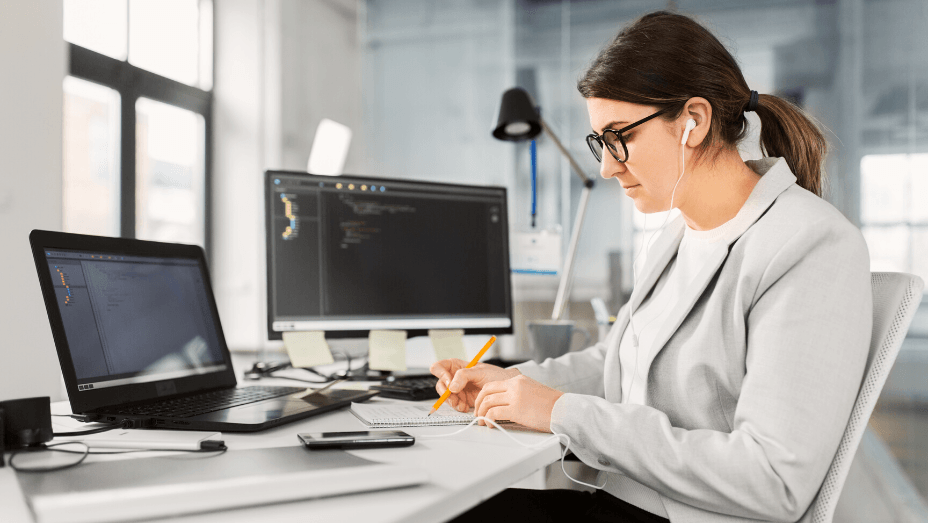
(492, 87, 594, 321)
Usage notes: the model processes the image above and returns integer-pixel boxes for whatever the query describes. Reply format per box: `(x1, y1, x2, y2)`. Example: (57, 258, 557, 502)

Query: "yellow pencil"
(427, 335, 497, 417)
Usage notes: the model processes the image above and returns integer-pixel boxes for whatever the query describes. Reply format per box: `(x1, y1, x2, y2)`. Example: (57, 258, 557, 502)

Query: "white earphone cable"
(626, 129, 689, 396)
(420, 416, 608, 490)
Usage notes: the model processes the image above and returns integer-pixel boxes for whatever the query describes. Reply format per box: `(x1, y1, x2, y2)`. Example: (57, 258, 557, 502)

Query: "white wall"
(0, 1, 66, 401)
(279, 0, 364, 174)
(212, 0, 364, 352)
(212, 0, 272, 352)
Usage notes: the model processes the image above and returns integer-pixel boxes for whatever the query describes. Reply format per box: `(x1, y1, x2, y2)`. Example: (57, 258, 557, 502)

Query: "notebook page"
(350, 402, 473, 427)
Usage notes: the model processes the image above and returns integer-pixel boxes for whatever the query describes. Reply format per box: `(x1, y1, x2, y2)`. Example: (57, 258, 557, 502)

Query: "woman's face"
(587, 97, 685, 214)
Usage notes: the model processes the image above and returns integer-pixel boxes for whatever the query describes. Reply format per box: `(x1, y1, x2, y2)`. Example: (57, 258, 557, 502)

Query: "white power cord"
(626, 135, 689, 395)
(420, 416, 607, 490)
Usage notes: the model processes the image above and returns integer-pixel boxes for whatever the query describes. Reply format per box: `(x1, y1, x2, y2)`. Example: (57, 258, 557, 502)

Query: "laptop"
(29, 230, 377, 432)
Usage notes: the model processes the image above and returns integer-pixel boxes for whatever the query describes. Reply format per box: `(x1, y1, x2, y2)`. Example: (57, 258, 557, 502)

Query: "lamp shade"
(492, 87, 542, 141)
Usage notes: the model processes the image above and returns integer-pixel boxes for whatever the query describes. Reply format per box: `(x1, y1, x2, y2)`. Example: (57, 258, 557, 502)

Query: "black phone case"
(299, 433, 415, 450)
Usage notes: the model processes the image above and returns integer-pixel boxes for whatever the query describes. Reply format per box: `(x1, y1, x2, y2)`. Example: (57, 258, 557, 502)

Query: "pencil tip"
(427, 408, 436, 417)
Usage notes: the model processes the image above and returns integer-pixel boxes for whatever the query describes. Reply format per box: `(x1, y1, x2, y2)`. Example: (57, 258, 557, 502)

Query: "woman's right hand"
(429, 359, 521, 412)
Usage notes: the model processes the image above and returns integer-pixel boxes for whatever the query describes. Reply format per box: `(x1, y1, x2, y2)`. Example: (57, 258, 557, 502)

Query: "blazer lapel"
(628, 219, 686, 314)
(603, 220, 684, 402)
(605, 299, 630, 402)
(637, 158, 799, 384)
(640, 242, 729, 374)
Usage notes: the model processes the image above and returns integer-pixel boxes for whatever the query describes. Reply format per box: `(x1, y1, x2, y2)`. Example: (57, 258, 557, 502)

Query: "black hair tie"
(745, 90, 759, 113)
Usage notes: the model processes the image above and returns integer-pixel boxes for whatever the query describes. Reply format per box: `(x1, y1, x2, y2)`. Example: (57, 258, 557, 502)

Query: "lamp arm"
(552, 183, 592, 321)
(540, 119, 590, 185)
(537, 119, 595, 321)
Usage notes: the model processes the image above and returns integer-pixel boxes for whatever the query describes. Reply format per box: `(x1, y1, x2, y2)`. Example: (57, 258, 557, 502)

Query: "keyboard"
(114, 386, 305, 418)
(371, 376, 440, 401)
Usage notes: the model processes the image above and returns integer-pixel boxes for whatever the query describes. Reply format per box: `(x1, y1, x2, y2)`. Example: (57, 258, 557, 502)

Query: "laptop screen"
(43, 248, 228, 392)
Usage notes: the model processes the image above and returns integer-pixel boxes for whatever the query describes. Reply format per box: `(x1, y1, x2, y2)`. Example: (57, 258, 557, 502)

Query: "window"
(63, 76, 121, 237)
(135, 98, 206, 245)
(63, 0, 212, 251)
(860, 153, 928, 291)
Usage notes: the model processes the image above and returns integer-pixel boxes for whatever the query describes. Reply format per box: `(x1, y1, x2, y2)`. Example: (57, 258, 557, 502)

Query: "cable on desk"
(9, 439, 228, 473)
(53, 419, 128, 437)
(420, 416, 607, 491)
(247, 351, 357, 384)
(9, 442, 92, 473)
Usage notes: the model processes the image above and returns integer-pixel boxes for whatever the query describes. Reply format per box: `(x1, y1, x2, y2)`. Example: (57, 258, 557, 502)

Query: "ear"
(680, 97, 712, 147)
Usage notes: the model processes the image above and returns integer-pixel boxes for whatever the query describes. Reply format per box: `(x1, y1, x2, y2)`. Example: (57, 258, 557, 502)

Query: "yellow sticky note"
(428, 329, 467, 361)
(283, 331, 334, 368)
(368, 330, 407, 371)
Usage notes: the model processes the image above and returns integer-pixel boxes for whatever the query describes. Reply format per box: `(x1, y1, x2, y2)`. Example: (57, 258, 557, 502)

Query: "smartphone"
(297, 431, 415, 450)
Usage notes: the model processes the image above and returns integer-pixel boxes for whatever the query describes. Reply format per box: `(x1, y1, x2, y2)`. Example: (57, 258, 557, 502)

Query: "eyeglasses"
(585, 107, 671, 163)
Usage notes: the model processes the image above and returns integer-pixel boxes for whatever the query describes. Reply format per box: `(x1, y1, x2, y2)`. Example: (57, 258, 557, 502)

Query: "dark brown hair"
(578, 11, 826, 196)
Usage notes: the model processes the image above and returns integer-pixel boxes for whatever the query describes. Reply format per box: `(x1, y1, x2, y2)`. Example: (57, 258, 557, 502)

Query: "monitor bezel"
(264, 170, 515, 341)
(29, 230, 237, 414)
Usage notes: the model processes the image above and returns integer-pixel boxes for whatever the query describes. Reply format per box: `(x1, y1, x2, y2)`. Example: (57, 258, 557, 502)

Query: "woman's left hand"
(472, 374, 565, 433)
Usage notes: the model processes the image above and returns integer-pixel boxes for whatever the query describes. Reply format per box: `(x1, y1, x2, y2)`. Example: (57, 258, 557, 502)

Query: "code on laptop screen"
(44, 250, 227, 391)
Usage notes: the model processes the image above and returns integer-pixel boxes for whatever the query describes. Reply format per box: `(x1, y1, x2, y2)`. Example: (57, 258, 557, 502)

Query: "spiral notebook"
(350, 402, 475, 428)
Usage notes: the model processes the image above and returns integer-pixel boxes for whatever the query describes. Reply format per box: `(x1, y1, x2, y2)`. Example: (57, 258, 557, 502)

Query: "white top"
(614, 185, 763, 517)
(620, 232, 717, 405)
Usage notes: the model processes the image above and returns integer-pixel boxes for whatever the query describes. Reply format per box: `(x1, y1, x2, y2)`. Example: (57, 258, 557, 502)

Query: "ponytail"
(754, 95, 827, 197)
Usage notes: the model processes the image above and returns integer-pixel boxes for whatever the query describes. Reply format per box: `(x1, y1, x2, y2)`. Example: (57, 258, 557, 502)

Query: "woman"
(432, 10, 872, 523)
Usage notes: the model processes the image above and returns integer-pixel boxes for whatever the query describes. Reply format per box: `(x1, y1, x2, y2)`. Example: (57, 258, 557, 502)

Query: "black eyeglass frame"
(585, 107, 672, 163)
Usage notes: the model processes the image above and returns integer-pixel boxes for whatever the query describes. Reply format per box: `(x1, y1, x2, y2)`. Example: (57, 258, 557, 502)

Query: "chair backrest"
(810, 272, 924, 522)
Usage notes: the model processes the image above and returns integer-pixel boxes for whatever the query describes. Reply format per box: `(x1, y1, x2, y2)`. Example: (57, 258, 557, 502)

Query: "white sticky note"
(283, 331, 334, 368)
(428, 329, 467, 361)
(368, 330, 407, 371)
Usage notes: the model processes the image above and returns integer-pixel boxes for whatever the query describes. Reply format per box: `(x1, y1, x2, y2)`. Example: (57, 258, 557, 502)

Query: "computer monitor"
(264, 171, 513, 344)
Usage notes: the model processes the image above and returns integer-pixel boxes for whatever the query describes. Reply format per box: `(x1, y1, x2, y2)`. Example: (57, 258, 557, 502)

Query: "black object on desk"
(298, 430, 415, 449)
(0, 408, 4, 468)
(366, 360, 529, 401)
(482, 357, 529, 368)
(370, 376, 440, 401)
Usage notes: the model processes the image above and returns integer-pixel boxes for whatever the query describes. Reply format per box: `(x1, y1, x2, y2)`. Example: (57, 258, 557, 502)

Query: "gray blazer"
(515, 158, 872, 523)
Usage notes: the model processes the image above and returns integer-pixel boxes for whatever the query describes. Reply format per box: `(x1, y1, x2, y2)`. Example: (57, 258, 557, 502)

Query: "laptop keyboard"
(115, 386, 305, 419)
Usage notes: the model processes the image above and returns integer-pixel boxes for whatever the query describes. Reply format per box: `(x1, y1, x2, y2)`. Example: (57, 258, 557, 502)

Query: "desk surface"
(1, 351, 561, 523)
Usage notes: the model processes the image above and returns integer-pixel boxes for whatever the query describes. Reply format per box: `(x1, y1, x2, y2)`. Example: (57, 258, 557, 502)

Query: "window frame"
(67, 42, 213, 257)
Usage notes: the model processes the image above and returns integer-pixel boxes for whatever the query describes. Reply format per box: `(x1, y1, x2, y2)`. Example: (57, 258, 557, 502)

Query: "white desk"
(0, 348, 562, 523)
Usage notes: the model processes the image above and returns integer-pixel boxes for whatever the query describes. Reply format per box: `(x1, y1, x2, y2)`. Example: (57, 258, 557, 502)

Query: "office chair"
(809, 272, 924, 522)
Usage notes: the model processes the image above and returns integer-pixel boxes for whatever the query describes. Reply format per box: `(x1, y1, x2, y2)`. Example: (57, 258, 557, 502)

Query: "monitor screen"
(42, 248, 228, 391)
(265, 171, 513, 339)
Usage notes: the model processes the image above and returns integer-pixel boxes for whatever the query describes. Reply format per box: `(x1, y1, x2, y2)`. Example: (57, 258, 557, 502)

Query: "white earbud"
(681, 119, 696, 145)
